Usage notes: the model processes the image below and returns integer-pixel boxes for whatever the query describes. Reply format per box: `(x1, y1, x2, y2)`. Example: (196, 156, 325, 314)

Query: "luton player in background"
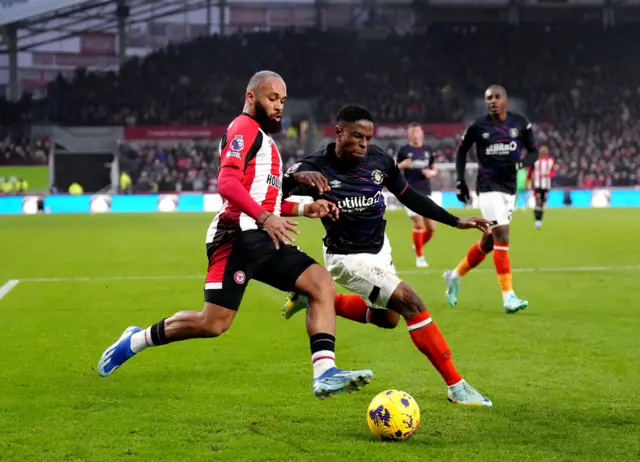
(97, 71, 375, 400)
(528, 144, 556, 230)
(443, 85, 539, 313)
(396, 123, 439, 268)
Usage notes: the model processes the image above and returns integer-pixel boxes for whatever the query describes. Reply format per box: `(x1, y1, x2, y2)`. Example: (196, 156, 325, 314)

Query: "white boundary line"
(7, 265, 640, 283)
(0, 279, 20, 300)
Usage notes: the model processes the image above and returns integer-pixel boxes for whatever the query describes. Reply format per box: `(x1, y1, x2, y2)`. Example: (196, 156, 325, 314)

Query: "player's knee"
(199, 306, 234, 337)
(388, 283, 425, 319)
(303, 267, 336, 303)
(371, 310, 400, 329)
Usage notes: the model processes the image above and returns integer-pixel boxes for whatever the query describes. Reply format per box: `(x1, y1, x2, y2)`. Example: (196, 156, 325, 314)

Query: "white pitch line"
(0, 279, 20, 300)
(10, 265, 640, 283)
(401, 265, 640, 275)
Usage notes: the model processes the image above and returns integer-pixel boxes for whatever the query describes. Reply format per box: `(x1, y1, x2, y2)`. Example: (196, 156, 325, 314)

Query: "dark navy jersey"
(396, 144, 435, 194)
(283, 143, 408, 255)
(459, 112, 537, 194)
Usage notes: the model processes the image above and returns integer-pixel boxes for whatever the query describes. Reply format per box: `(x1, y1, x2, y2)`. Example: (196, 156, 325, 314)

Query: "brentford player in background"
(528, 144, 556, 230)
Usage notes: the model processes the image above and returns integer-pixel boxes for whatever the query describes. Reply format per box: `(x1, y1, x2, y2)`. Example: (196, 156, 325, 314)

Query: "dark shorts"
(535, 188, 549, 204)
(204, 229, 317, 310)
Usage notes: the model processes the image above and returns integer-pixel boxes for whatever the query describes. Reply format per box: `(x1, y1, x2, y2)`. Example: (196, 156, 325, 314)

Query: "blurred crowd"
(1, 24, 639, 191)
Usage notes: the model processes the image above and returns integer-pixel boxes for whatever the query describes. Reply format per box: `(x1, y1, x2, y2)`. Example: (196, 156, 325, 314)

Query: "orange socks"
(454, 241, 487, 278)
(335, 294, 369, 324)
(406, 311, 463, 386)
(412, 228, 426, 257)
(493, 242, 514, 299)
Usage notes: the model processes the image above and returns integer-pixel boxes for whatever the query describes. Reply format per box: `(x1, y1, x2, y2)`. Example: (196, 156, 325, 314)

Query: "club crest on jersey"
(371, 170, 384, 185)
(230, 135, 244, 151)
(482, 132, 490, 139)
(510, 128, 519, 138)
(234, 271, 246, 285)
(287, 162, 301, 174)
(330, 180, 341, 188)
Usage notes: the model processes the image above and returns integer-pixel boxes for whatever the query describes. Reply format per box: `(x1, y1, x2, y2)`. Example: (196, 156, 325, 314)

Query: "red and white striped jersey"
(206, 114, 283, 243)
(529, 157, 556, 190)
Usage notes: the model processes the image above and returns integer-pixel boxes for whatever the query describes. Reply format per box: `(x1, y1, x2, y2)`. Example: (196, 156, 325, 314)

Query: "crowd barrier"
(0, 189, 639, 215)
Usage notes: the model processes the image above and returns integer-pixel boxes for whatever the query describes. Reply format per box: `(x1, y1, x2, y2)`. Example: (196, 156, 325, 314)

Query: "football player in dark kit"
(397, 122, 439, 268)
(443, 85, 540, 313)
(281, 104, 493, 406)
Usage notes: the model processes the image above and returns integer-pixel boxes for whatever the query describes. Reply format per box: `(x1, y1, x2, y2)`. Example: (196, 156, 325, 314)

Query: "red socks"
(406, 311, 462, 386)
(424, 229, 434, 246)
(412, 228, 426, 257)
(335, 294, 369, 324)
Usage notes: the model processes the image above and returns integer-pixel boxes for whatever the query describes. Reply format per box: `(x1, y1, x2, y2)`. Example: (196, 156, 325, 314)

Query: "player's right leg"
(98, 238, 244, 377)
(254, 243, 374, 399)
(408, 209, 428, 268)
(443, 232, 492, 307)
(534, 189, 547, 230)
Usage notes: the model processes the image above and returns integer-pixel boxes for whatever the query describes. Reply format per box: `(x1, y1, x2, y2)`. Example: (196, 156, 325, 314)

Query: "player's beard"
(254, 102, 282, 134)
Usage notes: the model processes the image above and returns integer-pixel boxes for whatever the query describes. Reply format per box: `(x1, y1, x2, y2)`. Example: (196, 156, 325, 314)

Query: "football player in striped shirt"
(527, 144, 556, 230)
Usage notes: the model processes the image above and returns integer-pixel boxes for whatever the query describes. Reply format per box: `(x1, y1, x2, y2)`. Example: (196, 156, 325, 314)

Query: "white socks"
(312, 350, 336, 379)
(129, 328, 153, 354)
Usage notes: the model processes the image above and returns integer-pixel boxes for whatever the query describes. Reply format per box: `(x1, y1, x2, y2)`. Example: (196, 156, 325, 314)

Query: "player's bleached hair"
(246, 70, 283, 93)
(336, 104, 374, 125)
(486, 84, 507, 97)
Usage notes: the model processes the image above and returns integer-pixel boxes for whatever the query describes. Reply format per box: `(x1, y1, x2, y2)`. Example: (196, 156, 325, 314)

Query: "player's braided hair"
(336, 104, 374, 125)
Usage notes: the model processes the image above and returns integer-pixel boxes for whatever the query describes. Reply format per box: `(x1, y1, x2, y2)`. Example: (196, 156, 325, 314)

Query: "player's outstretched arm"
(280, 199, 338, 220)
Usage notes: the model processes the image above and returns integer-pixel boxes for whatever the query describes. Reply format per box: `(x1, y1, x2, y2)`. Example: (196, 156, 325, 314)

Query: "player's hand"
(456, 180, 471, 204)
(422, 168, 437, 179)
(455, 217, 492, 235)
(293, 172, 331, 195)
(304, 200, 339, 221)
(259, 212, 300, 250)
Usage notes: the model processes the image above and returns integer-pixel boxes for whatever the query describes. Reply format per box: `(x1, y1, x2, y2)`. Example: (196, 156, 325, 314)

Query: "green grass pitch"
(0, 208, 638, 461)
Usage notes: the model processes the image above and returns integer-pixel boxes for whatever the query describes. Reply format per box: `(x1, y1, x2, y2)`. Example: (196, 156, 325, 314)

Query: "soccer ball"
(367, 389, 420, 441)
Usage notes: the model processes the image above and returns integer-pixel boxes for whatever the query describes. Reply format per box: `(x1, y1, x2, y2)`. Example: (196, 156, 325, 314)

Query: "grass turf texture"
(0, 209, 638, 461)
(0, 166, 49, 192)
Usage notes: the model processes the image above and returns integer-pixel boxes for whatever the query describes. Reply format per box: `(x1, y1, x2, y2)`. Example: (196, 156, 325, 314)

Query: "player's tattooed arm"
(517, 122, 539, 169)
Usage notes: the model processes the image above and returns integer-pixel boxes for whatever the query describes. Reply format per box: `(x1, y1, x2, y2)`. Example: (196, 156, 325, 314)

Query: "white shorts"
(478, 192, 516, 227)
(406, 207, 419, 218)
(323, 235, 401, 310)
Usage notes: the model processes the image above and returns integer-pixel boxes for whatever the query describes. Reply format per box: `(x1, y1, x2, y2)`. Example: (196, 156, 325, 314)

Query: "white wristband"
(298, 203, 306, 216)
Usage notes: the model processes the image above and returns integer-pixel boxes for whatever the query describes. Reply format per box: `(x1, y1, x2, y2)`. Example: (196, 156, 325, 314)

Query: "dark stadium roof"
(0, 0, 211, 52)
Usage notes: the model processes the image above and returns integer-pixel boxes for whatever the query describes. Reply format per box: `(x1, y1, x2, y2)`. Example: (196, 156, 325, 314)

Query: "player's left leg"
(423, 217, 436, 257)
(385, 283, 491, 406)
(409, 212, 428, 268)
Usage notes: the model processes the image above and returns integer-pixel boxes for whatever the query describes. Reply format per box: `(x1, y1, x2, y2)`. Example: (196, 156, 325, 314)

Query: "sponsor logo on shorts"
(370, 266, 386, 278)
(230, 135, 244, 151)
(234, 271, 246, 284)
(226, 151, 242, 159)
